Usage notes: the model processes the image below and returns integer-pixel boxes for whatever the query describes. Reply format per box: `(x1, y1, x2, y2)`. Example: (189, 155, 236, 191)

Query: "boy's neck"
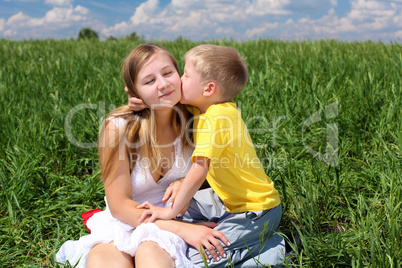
(197, 91, 229, 113)
(198, 103, 212, 114)
(198, 99, 229, 114)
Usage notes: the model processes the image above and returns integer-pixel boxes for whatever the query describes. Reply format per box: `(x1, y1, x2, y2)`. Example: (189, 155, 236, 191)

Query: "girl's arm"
(138, 157, 209, 222)
(101, 120, 145, 227)
(101, 122, 228, 261)
(154, 219, 230, 262)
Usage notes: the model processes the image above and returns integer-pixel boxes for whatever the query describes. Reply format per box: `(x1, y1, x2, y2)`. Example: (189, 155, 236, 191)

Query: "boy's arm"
(138, 157, 210, 222)
(171, 156, 210, 214)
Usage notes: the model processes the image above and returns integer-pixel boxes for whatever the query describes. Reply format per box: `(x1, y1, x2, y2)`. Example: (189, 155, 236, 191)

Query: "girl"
(56, 43, 229, 268)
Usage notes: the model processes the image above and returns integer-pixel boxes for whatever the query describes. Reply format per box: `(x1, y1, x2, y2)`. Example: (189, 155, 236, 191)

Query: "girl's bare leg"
(87, 242, 133, 268)
(135, 241, 174, 268)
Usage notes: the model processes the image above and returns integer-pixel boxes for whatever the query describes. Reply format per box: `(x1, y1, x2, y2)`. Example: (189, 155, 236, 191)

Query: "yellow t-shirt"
(190, 102, 281, 213)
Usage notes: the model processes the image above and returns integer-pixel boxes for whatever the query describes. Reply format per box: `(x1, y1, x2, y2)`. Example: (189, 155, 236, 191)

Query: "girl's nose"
(157, 77, 169, 90)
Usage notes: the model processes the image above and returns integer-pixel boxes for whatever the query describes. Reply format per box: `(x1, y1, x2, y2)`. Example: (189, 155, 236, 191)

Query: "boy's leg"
(234, 232, 285, 268)
(180, 188, 227, 223)
(182, 189, 284, 267)
(180, 188, 227, 265)
(213, 205, 284, 267)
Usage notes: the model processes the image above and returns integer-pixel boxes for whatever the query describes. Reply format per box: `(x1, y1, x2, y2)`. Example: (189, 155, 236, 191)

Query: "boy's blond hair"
(184, 44, 248, 101)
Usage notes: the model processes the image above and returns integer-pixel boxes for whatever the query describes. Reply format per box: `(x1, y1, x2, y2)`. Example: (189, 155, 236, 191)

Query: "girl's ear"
(203, 81, 216, 97)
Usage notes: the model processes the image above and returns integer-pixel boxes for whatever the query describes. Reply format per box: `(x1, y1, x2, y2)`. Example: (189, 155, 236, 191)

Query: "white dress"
(56, 117, 195, 267)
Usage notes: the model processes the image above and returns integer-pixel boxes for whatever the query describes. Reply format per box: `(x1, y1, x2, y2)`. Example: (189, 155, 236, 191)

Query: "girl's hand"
(137, 202, 176, 222)
(178, 222, 230, 263)
(124, 87, 147, 111)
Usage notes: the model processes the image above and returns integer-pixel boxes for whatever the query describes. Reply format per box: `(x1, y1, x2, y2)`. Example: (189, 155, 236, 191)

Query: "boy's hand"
(137, 202, 176, 222)
(162, 179, 190, 216)
(124, 87, 147, 111)
(162, 178, 183, 205)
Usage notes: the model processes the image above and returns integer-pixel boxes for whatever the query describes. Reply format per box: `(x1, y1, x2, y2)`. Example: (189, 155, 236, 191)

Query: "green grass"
(0, 38, 401, 267)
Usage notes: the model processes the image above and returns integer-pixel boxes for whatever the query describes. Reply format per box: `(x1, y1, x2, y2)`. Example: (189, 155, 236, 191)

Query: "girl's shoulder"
(105, 106, 134, 131)
(107, 116, 127, 131)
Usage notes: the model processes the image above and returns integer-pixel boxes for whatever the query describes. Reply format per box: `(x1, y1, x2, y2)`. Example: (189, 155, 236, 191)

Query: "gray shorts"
(180, 188, 285, 267)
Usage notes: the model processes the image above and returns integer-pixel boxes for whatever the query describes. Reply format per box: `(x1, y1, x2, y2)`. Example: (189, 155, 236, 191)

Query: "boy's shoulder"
(186, 102, 238, 117)
(204, 102, 242, 130)
(206, 102, 238, 115)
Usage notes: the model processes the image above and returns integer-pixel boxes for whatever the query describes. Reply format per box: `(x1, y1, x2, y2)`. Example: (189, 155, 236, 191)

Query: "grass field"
(0, 38, 401, 267)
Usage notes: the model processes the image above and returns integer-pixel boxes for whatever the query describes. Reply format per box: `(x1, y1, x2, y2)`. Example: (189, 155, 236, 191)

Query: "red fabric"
(81, 209, 102, 233)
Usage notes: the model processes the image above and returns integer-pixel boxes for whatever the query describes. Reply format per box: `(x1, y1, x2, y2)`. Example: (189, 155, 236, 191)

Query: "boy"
(138, 44, 285, 267)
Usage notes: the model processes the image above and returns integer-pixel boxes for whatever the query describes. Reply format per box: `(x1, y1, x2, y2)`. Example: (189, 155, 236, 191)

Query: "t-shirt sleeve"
(191, 114, 231, 162)
(107, 117, 127, 131)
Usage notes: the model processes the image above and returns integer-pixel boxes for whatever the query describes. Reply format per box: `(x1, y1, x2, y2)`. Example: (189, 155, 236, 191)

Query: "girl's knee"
(87, 242, 133, 268)
(136, 241, 162, 255)
(135, 241, 174, 268)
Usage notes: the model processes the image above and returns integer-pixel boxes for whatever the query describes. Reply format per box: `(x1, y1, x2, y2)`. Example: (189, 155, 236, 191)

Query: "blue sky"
(1, 0, 401, 42)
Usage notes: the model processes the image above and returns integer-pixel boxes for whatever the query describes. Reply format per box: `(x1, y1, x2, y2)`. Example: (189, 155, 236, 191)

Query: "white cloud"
(45, 0, 74, 6)
(7, 12, 31, 27)
(271, 0, 402, 41)
(0, 18, 5, 31)
(2, 5, 95, 39)
(245, 22, 279, 38)
(215, 26, 235, 36)
(2, 0, 401, 42)
(102, 0, 343, 40)
(348, 0, 395, 23)
(285, 0, 336, 14)
(6, 5, 88, 28)
(99, 0, 402, 42)
(44, 5, 88, 25)
(101, 0, 289, 39)
(130, 0, 159, 25)
(245, 0, 291, 15)
(45, 0, 402, 42)
(319, 0, 400, 34)
(246, 27, 267, 38)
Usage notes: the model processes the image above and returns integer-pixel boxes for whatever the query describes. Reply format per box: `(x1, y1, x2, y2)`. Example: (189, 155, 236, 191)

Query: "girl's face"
(135, 52, 181, 109)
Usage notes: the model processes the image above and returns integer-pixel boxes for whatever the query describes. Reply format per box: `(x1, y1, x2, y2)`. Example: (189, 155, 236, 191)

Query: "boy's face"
(180, 60, 205, 107)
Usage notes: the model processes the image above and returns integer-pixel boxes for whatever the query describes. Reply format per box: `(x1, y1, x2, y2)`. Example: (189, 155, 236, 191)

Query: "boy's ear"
(203, 81, 216, 97)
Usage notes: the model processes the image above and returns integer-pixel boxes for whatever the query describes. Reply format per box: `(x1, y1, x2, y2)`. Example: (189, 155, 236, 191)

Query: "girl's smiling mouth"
(159, 90, 174, 98)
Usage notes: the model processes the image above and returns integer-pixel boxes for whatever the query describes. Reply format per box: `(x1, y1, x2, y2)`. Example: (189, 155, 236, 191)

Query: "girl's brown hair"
(99, 43, 191, 183)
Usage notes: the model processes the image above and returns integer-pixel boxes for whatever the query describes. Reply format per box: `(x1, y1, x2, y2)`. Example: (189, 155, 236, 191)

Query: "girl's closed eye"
(145, 79, 155, 85)
(164, 71, 173, 76)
